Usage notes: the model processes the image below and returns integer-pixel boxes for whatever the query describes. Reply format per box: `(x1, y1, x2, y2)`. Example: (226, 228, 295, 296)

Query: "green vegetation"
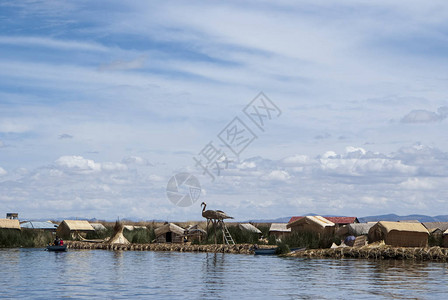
(429, 234, 443, 247)
(275, 241, 290, 254)
(0, 229, 53, 248)
(201, 225, 262, 244)
(276, 232, 338, 249)
(85, 226, 114, 240)
(123, 227, 155, 244)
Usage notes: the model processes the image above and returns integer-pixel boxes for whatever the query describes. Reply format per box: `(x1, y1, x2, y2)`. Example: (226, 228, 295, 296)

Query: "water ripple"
(0, 249, 447, 299)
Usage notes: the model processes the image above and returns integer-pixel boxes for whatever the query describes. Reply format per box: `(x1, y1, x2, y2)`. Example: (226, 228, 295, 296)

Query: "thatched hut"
(269, 223, 291, 238)
(287, 216, 335, 235)
(346, 223, 375, 236)
(106, 221, 130, 245)
(90, 223, 107, 231)
(185, 224, 206, 243)
(368, 221, 429, 247)
(20, 221, 57, 231)
(443, 229, 448, 248)
(239, 223, 262, 236)
(0, 219, 20, 230)
(154, 223, 185, 243)
(422, 222, 448, 237)
(56, 220, 94, 239)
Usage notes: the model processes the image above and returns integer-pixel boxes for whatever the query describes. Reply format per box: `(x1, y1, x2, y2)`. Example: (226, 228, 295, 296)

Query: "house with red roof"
(288, 216, 358, 228)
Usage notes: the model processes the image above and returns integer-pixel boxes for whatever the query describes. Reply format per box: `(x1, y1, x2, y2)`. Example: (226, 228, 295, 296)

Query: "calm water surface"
(0, 248, 447, 299)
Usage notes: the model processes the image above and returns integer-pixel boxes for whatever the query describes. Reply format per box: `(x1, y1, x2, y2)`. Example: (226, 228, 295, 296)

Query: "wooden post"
(221, 221, 225, 244)
(213, 220, 217, 244)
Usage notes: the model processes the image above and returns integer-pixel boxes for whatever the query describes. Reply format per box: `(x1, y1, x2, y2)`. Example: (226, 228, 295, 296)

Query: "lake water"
(0, 248, 447, 299)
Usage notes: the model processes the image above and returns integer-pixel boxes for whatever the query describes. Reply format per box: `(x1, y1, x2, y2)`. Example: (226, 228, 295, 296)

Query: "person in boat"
(54, 236, 61, 246)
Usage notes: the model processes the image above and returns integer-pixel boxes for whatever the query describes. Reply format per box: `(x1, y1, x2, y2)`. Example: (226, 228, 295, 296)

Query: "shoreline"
(66, 241, 260, 254)
(286, 245, 448, 261)
(66, 241, 448, 261)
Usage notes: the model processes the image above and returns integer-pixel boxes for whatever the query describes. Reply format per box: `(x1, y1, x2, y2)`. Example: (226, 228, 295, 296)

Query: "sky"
(0, 0, 448, 221)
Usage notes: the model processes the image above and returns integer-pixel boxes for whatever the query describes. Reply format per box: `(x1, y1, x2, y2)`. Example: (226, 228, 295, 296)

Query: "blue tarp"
(21, 221, 58, 230)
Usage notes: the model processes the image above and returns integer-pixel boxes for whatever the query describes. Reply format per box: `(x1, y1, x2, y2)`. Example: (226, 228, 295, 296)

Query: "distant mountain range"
(357, 214, 448, 223)
(249, 213, 448, 223)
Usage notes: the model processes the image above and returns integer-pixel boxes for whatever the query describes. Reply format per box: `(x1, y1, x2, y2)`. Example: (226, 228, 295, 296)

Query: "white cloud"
(101, 162, 128, 172)
(281, 154, 311, 166)
(237, 161, 256, 169)
(0, 167, 7, 176)
(122, 156, 151, 166)
(261, 170, 291, 182)
(401, 106, 448, 123)
(322, 151, 338, 159)
(399, 177, 434, 190)
(55, 156, 101, 172)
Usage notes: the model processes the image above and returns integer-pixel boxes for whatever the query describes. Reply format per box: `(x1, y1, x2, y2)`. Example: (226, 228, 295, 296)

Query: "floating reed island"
(66, 241, 448, 261)
(66, 241, 264, 254)
(287, 244, 448, 261)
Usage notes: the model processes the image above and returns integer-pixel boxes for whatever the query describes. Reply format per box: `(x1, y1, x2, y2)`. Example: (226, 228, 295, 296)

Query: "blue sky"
(0, 0, 448, 221)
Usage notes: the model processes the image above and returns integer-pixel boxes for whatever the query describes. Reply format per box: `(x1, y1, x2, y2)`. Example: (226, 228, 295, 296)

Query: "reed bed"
(66, 241, 257, 254)
(0, 229, 53, 248)
(287, 245, 448, 261)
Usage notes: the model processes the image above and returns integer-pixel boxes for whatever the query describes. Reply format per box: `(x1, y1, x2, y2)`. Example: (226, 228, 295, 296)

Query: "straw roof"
(269, 223, 291, 233)
(0, 219, 20, 230)
(185, 224, 206, 235)
(134, 226, 147, 230)
(90, 223, 107, 231)
(106, 222, 130, 245)
(347, 223, 375, 236)
(239, 223, 262, 234)
(422, 222, 448, 232)
(154, 223, 185, 237)
(61, 220, 94, 231)
(444, 229, 448, 235)
(375, 221, 428, 234)
(287, 216, 335, 229)
(123, 225, 148, 231)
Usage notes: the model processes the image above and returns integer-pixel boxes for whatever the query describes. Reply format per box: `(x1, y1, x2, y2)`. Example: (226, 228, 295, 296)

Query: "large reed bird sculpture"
(201, 202, 233, 244)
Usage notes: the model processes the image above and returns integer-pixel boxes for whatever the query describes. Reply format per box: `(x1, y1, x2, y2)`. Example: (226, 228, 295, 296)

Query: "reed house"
(0, 219, 21, 231)
(56, 220, 95, 239)
(368, 221, 429, 247)
(269, 223, 291, 238)
(287, 216, 335, 235)
(154, 223, 185, 243)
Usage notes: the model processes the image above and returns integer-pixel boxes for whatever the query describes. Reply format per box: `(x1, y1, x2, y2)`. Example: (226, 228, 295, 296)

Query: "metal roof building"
(20, 221, 58, 231)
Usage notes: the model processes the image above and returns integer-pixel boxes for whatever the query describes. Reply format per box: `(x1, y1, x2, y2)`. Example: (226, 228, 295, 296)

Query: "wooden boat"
(254, 248, 277, 255)
(46, 245, 67, 252)
(254, 247, 305, 255)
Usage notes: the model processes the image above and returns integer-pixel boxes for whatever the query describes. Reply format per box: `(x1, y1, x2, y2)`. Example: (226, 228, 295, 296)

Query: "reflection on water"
(0, 248, 447, 299)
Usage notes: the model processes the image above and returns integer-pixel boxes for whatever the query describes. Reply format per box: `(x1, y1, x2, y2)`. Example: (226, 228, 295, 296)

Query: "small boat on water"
(254, 248, 277, 255)
(46, 245, 67, 252)
(254, 247, 305, 255)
